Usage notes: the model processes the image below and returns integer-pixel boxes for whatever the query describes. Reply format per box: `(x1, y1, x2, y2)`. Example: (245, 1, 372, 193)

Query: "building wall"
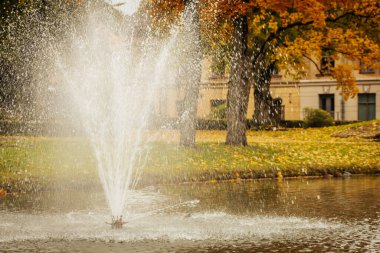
(300, 79, 380, 120)
(163, 80, 380, 121)
(270, 82, 301, 120)
(162, 57, 380, 121)
(197, 84, 227, 118)
(158, 88, 181, 118)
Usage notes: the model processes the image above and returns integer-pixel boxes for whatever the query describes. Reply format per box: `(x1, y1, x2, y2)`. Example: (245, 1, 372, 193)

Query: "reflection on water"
(161, 176, 380, 221)
(0, 176, 379, 252)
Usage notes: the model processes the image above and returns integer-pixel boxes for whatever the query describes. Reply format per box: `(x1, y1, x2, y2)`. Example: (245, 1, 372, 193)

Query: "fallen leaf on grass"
(0, 188, 6, 197)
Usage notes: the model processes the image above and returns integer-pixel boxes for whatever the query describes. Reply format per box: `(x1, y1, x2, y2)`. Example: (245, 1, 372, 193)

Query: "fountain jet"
(107, 216, 127, 229)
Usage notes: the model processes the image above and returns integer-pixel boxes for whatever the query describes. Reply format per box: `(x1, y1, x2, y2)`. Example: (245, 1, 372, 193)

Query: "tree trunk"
(226, 15, 250, 146)
(253, 63, 281, 127)
(179, 0, 202, 147)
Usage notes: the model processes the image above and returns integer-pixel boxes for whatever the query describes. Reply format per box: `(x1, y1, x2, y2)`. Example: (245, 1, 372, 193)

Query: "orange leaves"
(332, 64, 358, 101)
(207, 0, 327, 26)
(149, 0, 184, 14)
(205, 0, 251, 18)
(277, 0, 327, 27)
(339, 0, 380, 17)
(0, 188, 6, 197)
(147, 0, 379, 99)
(324, 28, 380, 69)
(147, 0, 184, 30)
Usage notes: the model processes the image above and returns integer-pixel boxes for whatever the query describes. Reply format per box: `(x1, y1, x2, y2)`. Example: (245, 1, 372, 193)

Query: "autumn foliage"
(148, 0, 379, 100)
(146, 0, 380, 145)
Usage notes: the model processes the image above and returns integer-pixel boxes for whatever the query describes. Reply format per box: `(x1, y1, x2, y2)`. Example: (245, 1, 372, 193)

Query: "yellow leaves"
(268, 19, 278, 33)
(320, 27, 380, 71)
(203, 0, 249, 18)
(277, 171, 283, 180)
(271, 0, 327, 27)
(332, 64, 358, 101)
(275, 30, 323, 79)
(64, 0, 84, 4)
(252, 15, 262, 25)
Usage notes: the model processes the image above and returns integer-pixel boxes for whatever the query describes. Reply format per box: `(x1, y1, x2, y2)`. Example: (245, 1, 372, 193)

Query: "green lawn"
(0, 121, 379, 191)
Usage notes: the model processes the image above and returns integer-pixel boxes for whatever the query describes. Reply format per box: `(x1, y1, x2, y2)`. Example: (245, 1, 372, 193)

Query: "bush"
(197, 119, 227, 130)
(280, 120, 304, 128)
(303, 108, 334, 128)
(0, 120, 82, 136)
(334, 121, 359, 126)
(208, 103, 227, 120)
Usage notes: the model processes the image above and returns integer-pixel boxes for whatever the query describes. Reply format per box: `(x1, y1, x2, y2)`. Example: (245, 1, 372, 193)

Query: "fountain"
(51, 0, 185, 227)
(107, 215, 127, 229)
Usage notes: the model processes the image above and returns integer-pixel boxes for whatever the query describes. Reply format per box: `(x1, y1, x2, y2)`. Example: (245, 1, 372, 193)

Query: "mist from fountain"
(52, 1, 186, 219)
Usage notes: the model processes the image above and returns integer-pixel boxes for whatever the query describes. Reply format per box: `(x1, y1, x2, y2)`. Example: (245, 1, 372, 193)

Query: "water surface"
(1, 176, 379, 252)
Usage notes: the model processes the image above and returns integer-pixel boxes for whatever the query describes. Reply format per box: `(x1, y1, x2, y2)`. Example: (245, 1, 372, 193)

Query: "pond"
(1, 176, 379, 252)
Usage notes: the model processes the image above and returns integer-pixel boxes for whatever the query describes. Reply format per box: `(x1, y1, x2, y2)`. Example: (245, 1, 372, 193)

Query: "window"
(210, 58, 226, 79)
(272, 65, 281, 77)
(319, 94, 335, 118)
(320, 50, 335, 75)
(210, 99, 226, 108)
(359, 62, 375, 74)
(281, 105, 285, 121)
(358, 93, 376, 121)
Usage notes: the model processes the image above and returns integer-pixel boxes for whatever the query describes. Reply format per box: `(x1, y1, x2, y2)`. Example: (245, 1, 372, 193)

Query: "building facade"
(160, 56, 380, 121)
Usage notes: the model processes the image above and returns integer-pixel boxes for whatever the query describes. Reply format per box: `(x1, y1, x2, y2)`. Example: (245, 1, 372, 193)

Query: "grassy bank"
(0, 121, 379, 191)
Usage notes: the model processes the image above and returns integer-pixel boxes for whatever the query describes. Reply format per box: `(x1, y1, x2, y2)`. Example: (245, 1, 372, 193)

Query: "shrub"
(196, 119, 227, 130)
(280, 120, 304, 128)
(208, 103, 227, 120)
(303, 108, 334, 128)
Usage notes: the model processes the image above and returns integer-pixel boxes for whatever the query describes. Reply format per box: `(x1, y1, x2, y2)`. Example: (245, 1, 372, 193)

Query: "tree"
(179, 0, 202, 147)
(0, 0, 26, 113)
(0, 0, 85, 119)
(148, 0, 202, 147)
(203, 0, 380, 145)
(225, 14, 250, 145)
